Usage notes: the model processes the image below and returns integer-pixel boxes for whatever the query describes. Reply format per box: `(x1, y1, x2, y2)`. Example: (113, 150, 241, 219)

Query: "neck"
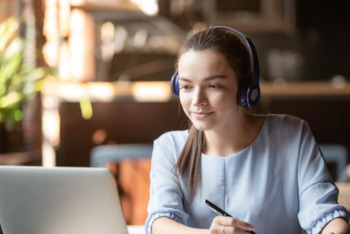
(203, 112, 265, 157)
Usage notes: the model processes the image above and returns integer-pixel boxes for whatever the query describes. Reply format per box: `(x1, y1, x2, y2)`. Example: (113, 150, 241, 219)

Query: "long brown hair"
(175, 27, 253, 200)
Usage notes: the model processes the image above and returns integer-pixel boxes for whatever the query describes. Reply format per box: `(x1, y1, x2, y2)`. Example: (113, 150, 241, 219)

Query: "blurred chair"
(319, 144, 348, 182)
(339, 165, 350, 182)
(90, 144, 153, 225)
(91, 144, 153, 167)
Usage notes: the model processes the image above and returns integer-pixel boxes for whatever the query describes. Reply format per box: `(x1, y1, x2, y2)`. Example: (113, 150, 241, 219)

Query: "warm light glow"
(69, 0, 85, 4)
(53, 82, 116, 102)
(114, 26, 128, 52)
(141, 1, 158, 16)
(42, 107, 60, 166)
(92, 129, 107, 145)
(59, 41, 71, 80)
(42, 109, 61, 147)
(69, 9, 95, 81)
(70, 9, 86, 80)
(130, 0, 158, 15)
(101, 21, 115, 61)
(101, 21, 115, 43)
(42, 0, 59, 67)
(42, 141, 56, 168)
(330, 75, 346, 89)
(58, 0, 71, 37)
(42, 42, 59, 67)
(43, 0, 59, 37)
(131, 82, 172, 102)
(42, 81, 133, 102)
(87, 83, 115, 101)
(56, 83, 85, 102)
(133, 29, 148, 47)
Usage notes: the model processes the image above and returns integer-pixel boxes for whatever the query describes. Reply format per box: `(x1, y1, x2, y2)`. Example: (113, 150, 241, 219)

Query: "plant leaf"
(0, 91, 23, 108)
(0, 17, 19, 52)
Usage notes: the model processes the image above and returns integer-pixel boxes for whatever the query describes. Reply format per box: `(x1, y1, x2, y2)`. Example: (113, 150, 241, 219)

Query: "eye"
(179, 84, 192, 90)
(209, 83, 222, 89)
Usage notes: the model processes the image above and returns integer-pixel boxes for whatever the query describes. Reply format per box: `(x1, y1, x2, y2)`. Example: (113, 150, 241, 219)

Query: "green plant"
(0, 17, 46, 124)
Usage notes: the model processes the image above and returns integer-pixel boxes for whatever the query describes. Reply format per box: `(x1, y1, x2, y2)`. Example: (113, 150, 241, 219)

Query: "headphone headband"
(170, 26, 260, 108)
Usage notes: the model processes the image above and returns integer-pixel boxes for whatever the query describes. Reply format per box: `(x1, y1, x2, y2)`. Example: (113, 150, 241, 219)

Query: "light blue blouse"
(146, 114, 349, 234)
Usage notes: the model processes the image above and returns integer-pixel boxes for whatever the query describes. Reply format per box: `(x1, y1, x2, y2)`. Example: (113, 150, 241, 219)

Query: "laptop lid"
(0, 166, 129, 234)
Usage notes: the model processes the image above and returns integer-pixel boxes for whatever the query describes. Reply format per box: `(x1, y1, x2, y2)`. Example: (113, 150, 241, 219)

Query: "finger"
(214, 216, 255, 232)
(210, 217, 228, 232)
(223, 225, 250, 234)
(227, 218, 255, 232)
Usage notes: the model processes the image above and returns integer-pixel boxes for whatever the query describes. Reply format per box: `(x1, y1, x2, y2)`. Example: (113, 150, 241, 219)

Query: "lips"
(191, 111, 213, 119)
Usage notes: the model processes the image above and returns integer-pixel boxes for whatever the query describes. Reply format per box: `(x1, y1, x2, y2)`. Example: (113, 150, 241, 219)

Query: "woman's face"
(178, 49, 241, 132)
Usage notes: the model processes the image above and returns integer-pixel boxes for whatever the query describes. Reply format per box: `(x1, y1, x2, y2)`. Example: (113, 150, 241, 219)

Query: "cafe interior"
(0, 0, 349, 230)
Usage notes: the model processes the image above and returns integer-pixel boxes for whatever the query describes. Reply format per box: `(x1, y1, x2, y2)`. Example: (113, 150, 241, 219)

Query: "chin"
(191, 122, 213, 132)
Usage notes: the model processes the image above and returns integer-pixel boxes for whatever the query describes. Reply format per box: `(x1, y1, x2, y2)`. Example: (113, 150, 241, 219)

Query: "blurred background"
(1, 0, 350, 172)
(0, 0, 350, 227)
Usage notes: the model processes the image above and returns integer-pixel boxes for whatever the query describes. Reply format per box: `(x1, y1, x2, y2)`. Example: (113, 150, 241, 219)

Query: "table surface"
(127, 225, 145, 234)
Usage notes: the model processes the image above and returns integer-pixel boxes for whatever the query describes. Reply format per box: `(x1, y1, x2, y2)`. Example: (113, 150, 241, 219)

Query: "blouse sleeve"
(297, 121, 349, 233)
(145, 134, 189, 234)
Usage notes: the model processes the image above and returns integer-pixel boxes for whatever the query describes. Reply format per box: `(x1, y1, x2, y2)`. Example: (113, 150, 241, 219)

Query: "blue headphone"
(170, 26, 260, 108)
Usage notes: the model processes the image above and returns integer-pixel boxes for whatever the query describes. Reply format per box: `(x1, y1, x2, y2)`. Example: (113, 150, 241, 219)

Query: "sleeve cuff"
(311, 208, 349, 234)
(145, 212, 184, 234)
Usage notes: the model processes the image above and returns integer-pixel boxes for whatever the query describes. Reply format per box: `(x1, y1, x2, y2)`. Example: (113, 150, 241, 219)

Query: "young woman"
(145, 26, 349, 234)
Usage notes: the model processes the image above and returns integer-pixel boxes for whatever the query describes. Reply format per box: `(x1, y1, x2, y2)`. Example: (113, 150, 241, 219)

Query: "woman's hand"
(209, 216, 255, 234)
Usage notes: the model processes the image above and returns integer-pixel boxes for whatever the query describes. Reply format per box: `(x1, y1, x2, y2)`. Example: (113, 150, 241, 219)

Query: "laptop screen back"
(0, 166, 129, 234)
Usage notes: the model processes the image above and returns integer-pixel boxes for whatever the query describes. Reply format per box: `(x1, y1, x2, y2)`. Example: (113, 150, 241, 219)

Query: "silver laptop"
(0, 166, 129, 234)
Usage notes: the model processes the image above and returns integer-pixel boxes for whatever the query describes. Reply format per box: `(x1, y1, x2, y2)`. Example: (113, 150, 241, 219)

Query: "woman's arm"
(321, 218, 350, 234)
(152, 216, 255, 234)
(296, 121, 349, 232)
(152, 217, 209, 234)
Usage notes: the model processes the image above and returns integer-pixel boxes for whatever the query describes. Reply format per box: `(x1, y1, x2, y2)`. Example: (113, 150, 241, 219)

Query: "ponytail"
(175, 125, 204, 200)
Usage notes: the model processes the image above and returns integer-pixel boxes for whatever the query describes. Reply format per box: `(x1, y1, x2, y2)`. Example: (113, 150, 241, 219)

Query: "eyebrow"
(178, 75, 227, 82)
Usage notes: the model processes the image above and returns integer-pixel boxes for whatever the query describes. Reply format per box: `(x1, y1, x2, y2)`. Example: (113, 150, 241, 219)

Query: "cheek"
(179, 95, 190, 111)
(212, 93, 237, 110)
(211, 92, 232, 105)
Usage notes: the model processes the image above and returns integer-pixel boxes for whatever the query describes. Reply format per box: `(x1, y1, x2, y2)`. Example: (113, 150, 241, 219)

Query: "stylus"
(204, 199, 256, 234)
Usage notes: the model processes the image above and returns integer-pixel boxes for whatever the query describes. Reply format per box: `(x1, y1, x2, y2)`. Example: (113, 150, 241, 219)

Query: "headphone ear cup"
(240, 84, 260, 108)
(240, 89, 249, 108)
(170, 70, 179, 96)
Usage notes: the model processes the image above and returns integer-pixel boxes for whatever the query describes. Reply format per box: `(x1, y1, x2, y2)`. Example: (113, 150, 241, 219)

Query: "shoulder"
(152, 130, 189, 161)
(155, 130, 189, 146)
(264, 114, 313, 142)
(267, 114, 309, 130)
(267, 113, 306, 124)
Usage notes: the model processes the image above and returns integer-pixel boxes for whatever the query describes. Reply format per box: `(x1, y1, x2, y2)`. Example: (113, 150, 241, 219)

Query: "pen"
(204, 199, 256, 234)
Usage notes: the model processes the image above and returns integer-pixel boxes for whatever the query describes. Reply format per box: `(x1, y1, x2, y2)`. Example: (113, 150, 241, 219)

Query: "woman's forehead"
(179, 50, 231, 72)
(178, 50, 237, 83)
(179, 50, 227, 67)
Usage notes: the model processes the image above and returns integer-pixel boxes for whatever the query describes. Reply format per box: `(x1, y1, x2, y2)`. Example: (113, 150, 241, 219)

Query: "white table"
(127, 225, 145, 234)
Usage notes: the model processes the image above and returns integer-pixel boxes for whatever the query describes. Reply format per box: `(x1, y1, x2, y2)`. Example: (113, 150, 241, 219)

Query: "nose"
(192, 87, 207, 106)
